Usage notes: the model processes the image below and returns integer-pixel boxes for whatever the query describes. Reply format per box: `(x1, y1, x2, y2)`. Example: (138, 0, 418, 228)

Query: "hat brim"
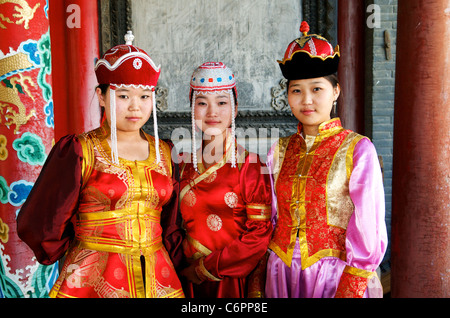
(278, 51, 340, 80)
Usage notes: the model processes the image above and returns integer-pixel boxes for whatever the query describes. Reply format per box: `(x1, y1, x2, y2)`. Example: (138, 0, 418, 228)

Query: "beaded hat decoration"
(189, 62, 237, 172)
(278, 21, 340, 80)
(95, 31, 161, 164)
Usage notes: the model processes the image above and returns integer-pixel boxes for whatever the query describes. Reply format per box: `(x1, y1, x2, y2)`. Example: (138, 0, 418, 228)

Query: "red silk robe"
(178, 136, 273, 298)
(17, 123, 184, 298)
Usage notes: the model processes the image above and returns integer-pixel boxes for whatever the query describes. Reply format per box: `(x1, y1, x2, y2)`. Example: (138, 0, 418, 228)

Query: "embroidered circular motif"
(224, 192, 238, 208)
(133, 58, 143, 69)
(161, 266, 170, 278)
(183, 189, 197, 207)
(108, 189, 115, 198)
(206, 214, 222, 232)
(114, 267, 124, 280)
(203, 170, 217, 183)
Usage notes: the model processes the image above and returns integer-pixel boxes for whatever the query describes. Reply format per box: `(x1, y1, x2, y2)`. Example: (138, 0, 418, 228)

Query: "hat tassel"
(153, 89, 160, 164)
(110, 88, 119, 165)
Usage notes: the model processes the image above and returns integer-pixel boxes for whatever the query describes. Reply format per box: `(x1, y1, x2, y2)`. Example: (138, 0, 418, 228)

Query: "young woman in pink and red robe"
(264, 22, 388, 298)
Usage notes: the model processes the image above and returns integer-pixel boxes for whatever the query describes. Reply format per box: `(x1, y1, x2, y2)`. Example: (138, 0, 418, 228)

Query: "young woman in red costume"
(172, 62, 273, 298)
(17, 32, 184, 298)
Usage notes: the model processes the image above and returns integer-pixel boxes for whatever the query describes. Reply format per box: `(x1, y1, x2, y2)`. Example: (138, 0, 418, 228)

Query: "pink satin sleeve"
(346, 138, 388, 272)
(266, 141, 279, 228)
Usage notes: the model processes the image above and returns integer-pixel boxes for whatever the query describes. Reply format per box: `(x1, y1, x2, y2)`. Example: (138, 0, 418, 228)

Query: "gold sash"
(75, 207, 163, 256)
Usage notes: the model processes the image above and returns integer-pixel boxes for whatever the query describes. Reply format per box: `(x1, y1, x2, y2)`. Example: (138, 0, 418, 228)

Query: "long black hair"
(96, 84, 110, 121)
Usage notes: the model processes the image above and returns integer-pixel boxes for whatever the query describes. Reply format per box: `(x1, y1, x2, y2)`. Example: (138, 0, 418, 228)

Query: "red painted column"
(337, 0, 366, 134)
(49, 0, 100, 140)
(0, 0, 58, 297)
(391, 0, 450, 298)
(0, 0, 100, 298)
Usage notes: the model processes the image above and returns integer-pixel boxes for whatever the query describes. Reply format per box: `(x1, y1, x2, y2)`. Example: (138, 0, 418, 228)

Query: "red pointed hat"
(95, 31, 160, 89)
(278, 21, 340, 80)
(94, 31, 162, 165)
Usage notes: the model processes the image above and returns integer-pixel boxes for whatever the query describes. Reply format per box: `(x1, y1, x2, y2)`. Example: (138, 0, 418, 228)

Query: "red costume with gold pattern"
(17, 30, 184, 298)
(179, 135, 272, 298)
(17, 123, 184, 298)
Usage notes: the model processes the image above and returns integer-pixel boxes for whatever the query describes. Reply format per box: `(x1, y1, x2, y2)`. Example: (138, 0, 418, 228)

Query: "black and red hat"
(278, 21, 340, 80)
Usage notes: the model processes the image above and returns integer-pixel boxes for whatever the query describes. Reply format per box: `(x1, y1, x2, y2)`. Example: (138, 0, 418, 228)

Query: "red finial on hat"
(300, 21, 310, 36)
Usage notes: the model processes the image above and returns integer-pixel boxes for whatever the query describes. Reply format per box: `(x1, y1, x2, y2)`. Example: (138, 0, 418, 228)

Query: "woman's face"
(97, 86, 153, 134)
(288, 77, 340, 134)
(193, 91, 236, 137)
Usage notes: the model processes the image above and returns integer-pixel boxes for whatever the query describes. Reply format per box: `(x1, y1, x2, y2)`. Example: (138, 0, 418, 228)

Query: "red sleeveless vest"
(269, 118, 366, 268)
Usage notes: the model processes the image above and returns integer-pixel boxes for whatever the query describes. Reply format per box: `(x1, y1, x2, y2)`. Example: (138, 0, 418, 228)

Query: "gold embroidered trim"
(292, 132, 320, 269)
(50, 290, 77, 298)
(346, 135, 368, 180)
(248, 291, 264, 298)
(78, 133, 95, 189)
(185, 237, 221, 282)
(75, 207, 163, 256)
(162, 289, 185, 298)
(196, 258, 222, 282)
(277, 45, 340, 64)
(180, 155, 227, 201)
(326, 133, 365, 229)
(180, 134, 245, 201)
(94, 122, 171, 174)
(76, 239, 163, 257)
(247, 204, 271, 210)
(247, 215, 271, 220)
(272, 136, 291, 188)
(343, 265, 376, 279)
(246, 204, 271, 220)
(186, 234, 212, 257)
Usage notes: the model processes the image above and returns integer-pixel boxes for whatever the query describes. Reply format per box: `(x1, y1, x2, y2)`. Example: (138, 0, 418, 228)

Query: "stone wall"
(129, 0, 396, 263)
(131, 0, 302, 113)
